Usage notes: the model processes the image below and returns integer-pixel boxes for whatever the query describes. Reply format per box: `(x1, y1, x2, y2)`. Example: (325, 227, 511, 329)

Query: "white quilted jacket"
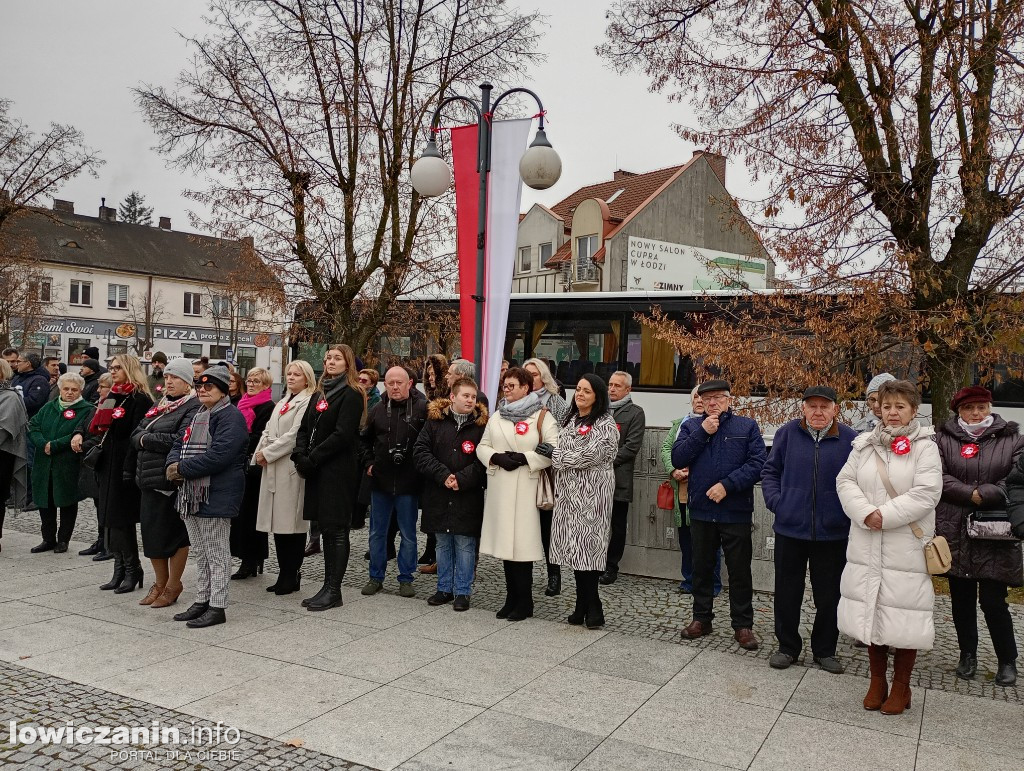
(836, 424, 943, 650)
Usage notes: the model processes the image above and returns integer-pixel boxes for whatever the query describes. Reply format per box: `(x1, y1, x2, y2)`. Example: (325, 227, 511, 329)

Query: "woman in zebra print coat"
(537, 373, 618, 629)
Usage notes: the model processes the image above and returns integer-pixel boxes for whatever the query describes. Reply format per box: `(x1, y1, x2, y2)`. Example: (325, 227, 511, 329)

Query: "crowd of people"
(2, 343, 1023, 713)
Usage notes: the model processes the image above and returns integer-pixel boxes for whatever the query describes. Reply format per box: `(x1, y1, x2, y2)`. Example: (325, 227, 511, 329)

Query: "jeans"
(678, 520, 722, 594)
(369, 491, 418, 583)
(435, 533, 478, 596)
(691, 519, 753, 629)
(773, 533, 846, 658)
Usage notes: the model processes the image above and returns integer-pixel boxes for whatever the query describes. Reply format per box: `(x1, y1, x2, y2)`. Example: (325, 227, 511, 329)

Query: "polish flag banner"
(451, 118, 532, 401)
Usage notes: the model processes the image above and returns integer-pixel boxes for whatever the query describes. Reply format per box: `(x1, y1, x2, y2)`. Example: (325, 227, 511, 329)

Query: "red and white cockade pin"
(461, 440, 476, 454)
(578, 424, 592, 435)
(279, 402, 291, 415)
(315, 399, 329, 412)
(112, 407, 126, 419)
(514, 421, 529, 435)
(961, 443, 980, 459)
(145, 407, 159, 418)
(616, 423, 621, 432)
(62, 409, 76, 420)
(891, 436, 912, 455)
(155, 385, 163, 393)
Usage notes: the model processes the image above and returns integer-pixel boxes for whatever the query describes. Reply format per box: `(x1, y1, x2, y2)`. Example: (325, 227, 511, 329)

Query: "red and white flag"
(451, 119, 532, 401)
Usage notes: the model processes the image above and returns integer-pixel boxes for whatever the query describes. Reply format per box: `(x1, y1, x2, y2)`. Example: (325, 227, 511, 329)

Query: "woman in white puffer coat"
(836, 379, 942, 716)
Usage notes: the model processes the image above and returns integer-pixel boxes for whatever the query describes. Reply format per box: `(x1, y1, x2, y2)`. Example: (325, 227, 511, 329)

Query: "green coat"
(660, 417, 687, 527)
(28, 399, 95, 508)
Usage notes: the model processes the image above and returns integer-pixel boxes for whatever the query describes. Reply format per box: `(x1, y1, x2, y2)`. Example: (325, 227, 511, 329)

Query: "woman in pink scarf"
(230, 368, 275, 578)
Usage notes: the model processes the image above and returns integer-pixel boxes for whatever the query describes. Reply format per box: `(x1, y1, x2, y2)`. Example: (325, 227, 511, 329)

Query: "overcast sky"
(0, 0, 757, 232)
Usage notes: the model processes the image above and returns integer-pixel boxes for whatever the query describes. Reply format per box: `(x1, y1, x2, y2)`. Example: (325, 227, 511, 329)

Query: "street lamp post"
(411, 81, 561, 382)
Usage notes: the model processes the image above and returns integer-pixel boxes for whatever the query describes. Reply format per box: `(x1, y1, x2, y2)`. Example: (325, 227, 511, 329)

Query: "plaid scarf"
(176, 394, 232, 517)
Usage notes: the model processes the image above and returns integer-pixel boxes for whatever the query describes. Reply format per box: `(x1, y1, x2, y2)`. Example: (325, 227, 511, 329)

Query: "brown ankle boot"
(880, 648, 916, 715)
(150, 582, 184, 608)
(139, 584, 166, 606)
(863, 644, 889, 710)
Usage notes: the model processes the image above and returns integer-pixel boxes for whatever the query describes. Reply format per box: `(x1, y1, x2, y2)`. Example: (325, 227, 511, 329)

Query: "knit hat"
(163, 358, 195, 385)
(84, 346, 100, 360)
(151, 351, 168, 365)
(196, 364, 231, 394)
(950, 385, 992, 412)
(865, 373, 896, 397)
(82, 358, 102, 373)
(697, 379, 730, 395)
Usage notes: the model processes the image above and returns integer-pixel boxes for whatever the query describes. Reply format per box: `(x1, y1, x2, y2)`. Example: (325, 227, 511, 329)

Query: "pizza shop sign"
(29, 319, 272, 347)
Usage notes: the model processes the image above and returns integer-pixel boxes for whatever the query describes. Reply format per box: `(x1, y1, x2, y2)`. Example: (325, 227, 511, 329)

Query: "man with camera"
(361, 366, 428, 597)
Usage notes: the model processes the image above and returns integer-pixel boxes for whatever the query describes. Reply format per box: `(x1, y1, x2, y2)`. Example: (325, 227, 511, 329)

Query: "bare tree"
(136, 0, 542, 354)
(125, 288, 168, 355)
(603, 0, 1024, 423)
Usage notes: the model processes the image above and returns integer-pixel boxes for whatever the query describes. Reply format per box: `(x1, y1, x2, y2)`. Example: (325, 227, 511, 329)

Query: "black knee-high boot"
(586, 570, 605, 629)
(508, 561, 534, 622)
(308, 531, 345, 611)
(569, 569, 587, 625)
(497, 560, 516, 619)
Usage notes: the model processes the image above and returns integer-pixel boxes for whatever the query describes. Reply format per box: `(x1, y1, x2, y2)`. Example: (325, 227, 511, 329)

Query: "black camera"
(389, 445, 408, 466)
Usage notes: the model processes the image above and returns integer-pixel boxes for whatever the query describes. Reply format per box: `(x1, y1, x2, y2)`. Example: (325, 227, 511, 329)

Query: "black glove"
(506, 451, 529, 467)
(1013, 522, 1024, 540)
(490, 452, 520, 471)
(292, 454, 314, 478)
(534, 442, 554, 459)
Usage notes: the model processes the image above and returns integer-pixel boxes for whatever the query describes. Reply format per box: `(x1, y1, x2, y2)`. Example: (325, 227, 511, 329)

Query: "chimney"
(98, 197, 117, 222)
(159, 216, 171, 230)
(693, 150, 727, 187)
(53, 199, 75, 214)
(612, 169, 636, 181)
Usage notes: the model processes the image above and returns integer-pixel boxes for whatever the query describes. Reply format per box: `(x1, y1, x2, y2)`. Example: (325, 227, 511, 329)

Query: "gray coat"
(611, 400, 645, 502)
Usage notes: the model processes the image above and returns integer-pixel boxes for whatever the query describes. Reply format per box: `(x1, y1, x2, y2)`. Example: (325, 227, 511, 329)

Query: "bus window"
(530, 317, 615, 386)
(626, 320, 678, 387)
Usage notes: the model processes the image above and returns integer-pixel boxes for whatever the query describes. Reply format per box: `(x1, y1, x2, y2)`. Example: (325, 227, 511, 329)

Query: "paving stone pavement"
(4, 501, 1021, 704)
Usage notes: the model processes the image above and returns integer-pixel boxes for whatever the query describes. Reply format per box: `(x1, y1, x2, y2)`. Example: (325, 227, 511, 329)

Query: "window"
(30, 278, 52, 302)
(107, 283, 128, 309)
(576, 235, 599, 282)
(539, 242, 553, 266)
(184, 292, 202, 316)
(180, 343, 202, 358)
(108, 342, 128, 356)
(68, 338, 92, 366)
(238, 298, 256, 319)
(210, 345, 231, 360)
(211, 295, 230, 317)
(236, 346, 256, 375)
(70, 280, 92, 306)
(519, 246, 532, 273)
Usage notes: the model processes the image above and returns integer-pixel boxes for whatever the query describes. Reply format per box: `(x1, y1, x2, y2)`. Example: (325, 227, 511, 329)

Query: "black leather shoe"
(30, 541, 55, 553)
(507, 606, 533, 622)
(995, 661, 1017, 687)
(598, 570, 617, 585)
(427, 591, 454, 606)
(567, 611, 585, 625)
(955, 652, 978, 680)
(453, 595, 470, 612)
(173, 602, 209, 622)
(186, 606, 226, 628)
(544, 573, 561, 597)
(305, 539, 322, 557)
(496, 599, 515, 619)
(53, 542, 69, 554)
(92, 548, 114, 561)
(99, 553, 126, 590)
(79, 541, 102, 556)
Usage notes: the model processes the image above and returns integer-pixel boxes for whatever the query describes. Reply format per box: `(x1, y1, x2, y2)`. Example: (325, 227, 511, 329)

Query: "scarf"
(89, 385, 134, 435)
(958, 415, 994, 438)
(609, 395, 633, 410)
(452, 410, 471, 428)
(57, 396, 87, 411)
(176, 395, 232, 517)
(498, 390, 542, 422)
(238, 387, 273, 432)
(151, 391, 196, 417)
(321, 375, 349, 399)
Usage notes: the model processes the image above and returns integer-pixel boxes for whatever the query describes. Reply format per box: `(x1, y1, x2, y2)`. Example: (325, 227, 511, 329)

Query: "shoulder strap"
(873, 452, 925, 538)
(537, 407, 547, 432)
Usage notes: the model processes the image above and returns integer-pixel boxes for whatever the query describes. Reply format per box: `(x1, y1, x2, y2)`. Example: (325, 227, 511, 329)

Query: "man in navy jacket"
(761, 386, 855, 673)
(673, 380, 767, 649)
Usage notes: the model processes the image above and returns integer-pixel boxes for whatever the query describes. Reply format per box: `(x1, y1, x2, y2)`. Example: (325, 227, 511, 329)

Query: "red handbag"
(657, 480, 676, 510)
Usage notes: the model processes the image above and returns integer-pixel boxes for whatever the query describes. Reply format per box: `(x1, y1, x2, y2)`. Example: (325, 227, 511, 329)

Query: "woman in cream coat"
(836, 379, 942, 716)
(255, 360, 315, 595)
(478, 366, 559, 621)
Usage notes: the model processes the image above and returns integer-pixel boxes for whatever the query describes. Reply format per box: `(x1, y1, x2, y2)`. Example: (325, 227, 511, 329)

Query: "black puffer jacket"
(361, 390, 427, 496)
(413, 399, 488, 536)
(1007, 454, 1024, 542)
(935, 415, 1024, 586)
(131, 396, 202, 491)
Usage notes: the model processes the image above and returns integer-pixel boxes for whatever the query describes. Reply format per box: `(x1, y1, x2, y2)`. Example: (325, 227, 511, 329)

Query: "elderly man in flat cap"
(761, 386, 857, 673)
(673, 380, 767, 650)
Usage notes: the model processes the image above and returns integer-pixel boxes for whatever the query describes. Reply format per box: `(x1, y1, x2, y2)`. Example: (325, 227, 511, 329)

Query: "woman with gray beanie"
(165, 364, 249, 628)
(854, 373, 896, 432)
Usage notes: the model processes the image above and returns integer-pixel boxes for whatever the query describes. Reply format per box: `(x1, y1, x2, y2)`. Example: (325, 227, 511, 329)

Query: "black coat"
(232, 400, 274, 560)
(935, 415, 1024, 586)
(360, 391, 427, 496)
(131, 397, 202, 491)
(82, 367, 106, 405)
(87, 390, 154, 530)
(413, 399, 488, 536)
(166, 404, 249, 518)
(292, 381, 364, 528)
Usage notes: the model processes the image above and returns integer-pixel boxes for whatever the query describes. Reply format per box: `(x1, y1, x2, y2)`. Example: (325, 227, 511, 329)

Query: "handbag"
(81, 432, 106, 471)
(657, 480, 676, 510)
(535, 408, 555, 510)
(966, 510, 1018, 541)
(873, 453, 951, 575)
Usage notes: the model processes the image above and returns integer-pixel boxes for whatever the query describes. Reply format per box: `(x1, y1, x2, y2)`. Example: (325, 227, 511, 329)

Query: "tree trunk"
(927, 344, 971, 427)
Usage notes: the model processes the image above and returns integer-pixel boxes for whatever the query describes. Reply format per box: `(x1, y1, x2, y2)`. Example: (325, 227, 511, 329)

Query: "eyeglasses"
(108, 365, 123, 372)
(501, 383, 521, 392)
(245, 379, 261, 385)
(196, 383, 218, 391)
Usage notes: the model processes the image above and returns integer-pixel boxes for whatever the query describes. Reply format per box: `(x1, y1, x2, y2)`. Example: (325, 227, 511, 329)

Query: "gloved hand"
(489, 452, 521, 471)
(505, 451, 529, 467)
(534, 442, 554, 459)
(292, 454, 314, 478)
(165, 462, 183, 483)
(1012, 522, 1024, 540)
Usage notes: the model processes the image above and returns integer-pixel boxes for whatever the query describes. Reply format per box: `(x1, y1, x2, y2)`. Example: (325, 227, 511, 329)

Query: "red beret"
(950, 386, 992, 412)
